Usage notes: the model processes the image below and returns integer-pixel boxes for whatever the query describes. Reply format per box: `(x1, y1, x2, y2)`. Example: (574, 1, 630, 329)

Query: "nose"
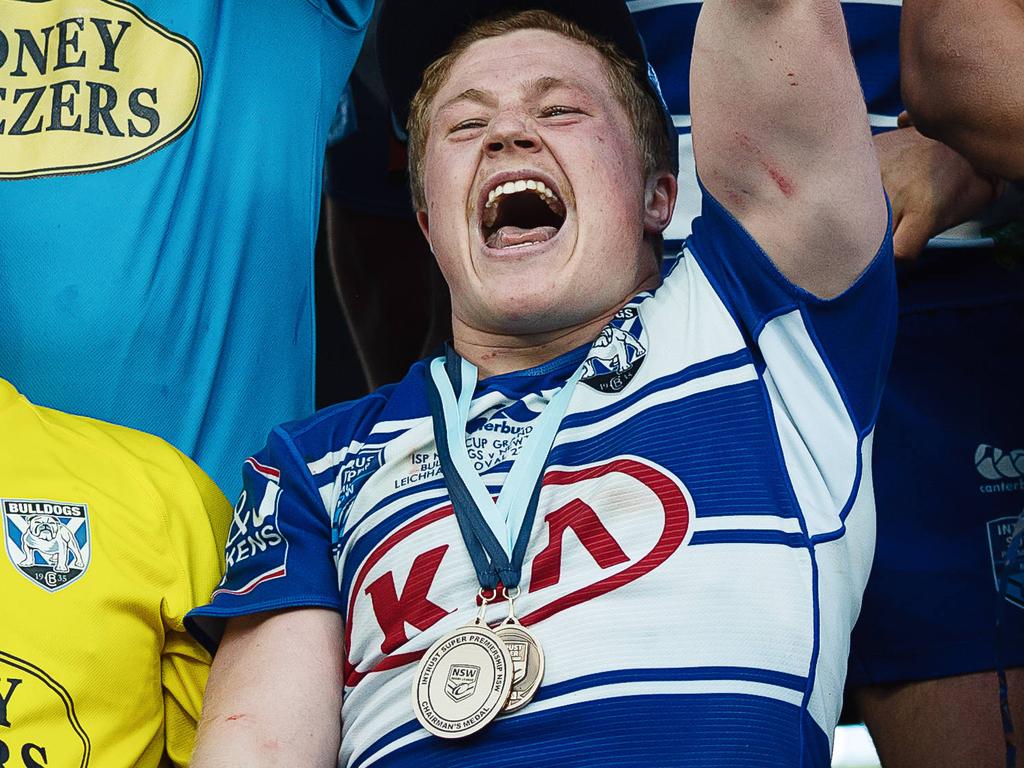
(484, 109, 541, 156)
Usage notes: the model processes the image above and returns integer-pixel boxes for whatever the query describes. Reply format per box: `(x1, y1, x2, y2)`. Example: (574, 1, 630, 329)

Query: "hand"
(874, 122, 1001, 260)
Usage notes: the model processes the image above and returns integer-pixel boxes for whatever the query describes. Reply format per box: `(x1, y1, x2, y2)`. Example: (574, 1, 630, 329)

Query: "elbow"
(901, 90, 951, 147)
(901, 58, 954, 145)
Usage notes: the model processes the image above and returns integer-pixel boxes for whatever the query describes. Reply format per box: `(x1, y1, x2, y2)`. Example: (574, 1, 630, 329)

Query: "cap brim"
(378, 0, 647, 131)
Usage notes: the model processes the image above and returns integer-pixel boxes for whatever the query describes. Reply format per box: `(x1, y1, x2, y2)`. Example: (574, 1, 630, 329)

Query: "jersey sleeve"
(688, 182, 897, 536)
(159, 449, 233, 767)
(185, 426, 343, 653)
(689, 181, 896, 433)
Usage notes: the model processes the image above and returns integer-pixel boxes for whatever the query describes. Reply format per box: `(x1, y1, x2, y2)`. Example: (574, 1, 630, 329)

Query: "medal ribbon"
(426, 346, 583, 590)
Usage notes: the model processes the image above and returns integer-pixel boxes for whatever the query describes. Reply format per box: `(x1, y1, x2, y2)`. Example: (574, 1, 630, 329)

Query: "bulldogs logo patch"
(581, 306, 647, 393)
(3, 499, 90, 592)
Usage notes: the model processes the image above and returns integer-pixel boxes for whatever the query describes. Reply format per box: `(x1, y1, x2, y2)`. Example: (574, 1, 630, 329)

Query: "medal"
(494, 586, 544, 713)
(412, 589, 513, 739)
(418, 348, 583, 736)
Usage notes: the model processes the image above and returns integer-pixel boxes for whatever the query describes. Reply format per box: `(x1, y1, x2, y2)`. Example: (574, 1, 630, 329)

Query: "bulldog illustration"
(19, 515, 85, 573)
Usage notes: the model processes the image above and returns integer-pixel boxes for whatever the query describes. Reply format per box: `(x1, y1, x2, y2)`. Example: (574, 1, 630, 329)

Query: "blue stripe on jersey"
(554, 380, 803, 519)
(559, 348, 752, 431)
(345, 476, 448, 537)
(352, 694, 831, 768)
(690, 530, 808, 547)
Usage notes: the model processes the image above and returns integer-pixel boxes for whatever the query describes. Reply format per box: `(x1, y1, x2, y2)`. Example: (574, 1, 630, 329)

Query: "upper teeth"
(486, 178, 557, 208)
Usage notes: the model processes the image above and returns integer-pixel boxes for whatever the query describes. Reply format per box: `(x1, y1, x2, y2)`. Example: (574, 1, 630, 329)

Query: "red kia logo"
(345, 457, 691, 685)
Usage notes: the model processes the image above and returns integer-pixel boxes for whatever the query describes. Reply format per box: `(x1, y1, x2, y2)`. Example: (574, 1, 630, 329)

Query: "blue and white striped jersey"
(629, 0, 903, 241)
(188, 189, 896, 767)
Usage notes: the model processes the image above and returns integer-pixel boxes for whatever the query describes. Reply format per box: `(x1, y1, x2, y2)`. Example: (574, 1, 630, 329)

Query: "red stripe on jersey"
(212, 566, 286, 597)
(246, 457, 281, 481)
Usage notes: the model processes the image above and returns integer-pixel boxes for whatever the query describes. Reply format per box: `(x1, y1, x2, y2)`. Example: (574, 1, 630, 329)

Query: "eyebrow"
(437, 76, 585, 115)
(527, 76, 573, 99)
(437, 88, 497, 114)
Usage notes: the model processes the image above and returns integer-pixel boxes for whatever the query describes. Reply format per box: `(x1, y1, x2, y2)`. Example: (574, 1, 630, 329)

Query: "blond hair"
(405, 9, 672, 211)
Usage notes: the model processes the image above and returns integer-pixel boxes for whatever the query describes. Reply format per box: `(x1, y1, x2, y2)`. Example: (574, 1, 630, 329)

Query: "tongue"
(486, 225, 559, 250)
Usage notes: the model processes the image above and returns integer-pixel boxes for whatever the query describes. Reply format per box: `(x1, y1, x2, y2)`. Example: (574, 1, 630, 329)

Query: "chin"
(479, 290, 584, 334)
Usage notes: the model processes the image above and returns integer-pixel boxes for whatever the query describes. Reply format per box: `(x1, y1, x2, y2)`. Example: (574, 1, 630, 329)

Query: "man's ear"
(643, 171, 677, 235)
(416, 209, 435, 254)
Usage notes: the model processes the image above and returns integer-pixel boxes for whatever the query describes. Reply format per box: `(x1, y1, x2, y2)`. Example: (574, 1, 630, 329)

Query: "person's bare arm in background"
(901, 0, 1024, 180)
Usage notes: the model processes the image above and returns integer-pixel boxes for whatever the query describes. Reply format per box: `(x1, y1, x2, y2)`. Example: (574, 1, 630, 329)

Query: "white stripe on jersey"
(308, 444, 360, 476)
(759, 310, 859, 537)
(868, 112, 900, 128)
(807, 432, 876, 747)
(670, 113, 898, 132)
(692, 514, 804, 534)
(629, 0, 900, 9)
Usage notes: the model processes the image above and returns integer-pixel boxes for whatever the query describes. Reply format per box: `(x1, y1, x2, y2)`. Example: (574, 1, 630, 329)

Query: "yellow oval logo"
(0, 651, 91, 766)
(0, 0, 202, 179)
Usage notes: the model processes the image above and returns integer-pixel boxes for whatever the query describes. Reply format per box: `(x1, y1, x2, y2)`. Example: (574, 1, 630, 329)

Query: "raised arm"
(691, 0, 887, 297)
(901, 0, 1024, 181)
(190, 609, 344, 767)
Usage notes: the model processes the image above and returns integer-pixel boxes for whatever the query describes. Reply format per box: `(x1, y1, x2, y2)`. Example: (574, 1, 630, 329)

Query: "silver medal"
(412, 592, 513, 738)
(495, 623, 544, 713)
(495, 587, 544, 713)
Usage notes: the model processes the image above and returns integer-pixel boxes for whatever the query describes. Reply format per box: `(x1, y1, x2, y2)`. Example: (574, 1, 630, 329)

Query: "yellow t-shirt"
(0, 379, 231, 767)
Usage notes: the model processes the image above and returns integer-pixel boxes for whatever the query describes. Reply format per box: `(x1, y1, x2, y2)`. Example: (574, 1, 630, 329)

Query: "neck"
(452, 277, 660, 378)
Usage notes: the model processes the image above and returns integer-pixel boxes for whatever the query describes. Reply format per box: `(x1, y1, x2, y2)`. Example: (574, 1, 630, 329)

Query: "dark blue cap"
(377, 0, 678, 173)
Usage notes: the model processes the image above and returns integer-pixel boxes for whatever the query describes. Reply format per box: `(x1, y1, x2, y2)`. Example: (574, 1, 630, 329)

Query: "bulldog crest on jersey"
(581, 306, 647, 393)
(3, 499, 90, 592)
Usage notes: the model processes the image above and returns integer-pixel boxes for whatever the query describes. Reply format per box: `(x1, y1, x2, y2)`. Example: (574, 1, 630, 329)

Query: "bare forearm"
(902, 0, 1024, 180)
(192, 712, 341, 767)
(190, 611, 344, 768)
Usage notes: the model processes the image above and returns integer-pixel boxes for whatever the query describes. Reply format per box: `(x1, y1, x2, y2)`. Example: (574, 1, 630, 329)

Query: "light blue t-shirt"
(0, 0, 373, 497)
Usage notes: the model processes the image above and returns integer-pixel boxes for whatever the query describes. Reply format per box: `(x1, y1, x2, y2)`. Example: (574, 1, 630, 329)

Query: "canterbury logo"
(975, 444, 1024, 481)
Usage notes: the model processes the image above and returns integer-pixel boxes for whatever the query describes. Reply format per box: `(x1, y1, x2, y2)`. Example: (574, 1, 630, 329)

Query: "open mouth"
(481, 177, 567, 250)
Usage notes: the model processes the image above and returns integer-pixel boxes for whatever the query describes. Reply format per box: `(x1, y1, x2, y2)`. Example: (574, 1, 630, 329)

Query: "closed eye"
(540, 105, 580, 118)
(451, 119, 488, 133)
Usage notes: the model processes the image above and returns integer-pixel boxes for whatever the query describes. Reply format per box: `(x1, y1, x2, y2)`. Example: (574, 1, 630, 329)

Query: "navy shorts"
(848, 245, 1024, 686)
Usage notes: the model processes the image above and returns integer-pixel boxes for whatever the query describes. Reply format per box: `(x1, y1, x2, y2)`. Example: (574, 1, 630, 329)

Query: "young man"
(187, 1, 894, 764)
(1, 377, 231, 766)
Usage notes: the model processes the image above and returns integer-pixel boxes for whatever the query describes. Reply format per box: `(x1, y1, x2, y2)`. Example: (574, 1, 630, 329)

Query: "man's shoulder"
(30, 400, 198, 479)
(276, 359, 433, 468)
